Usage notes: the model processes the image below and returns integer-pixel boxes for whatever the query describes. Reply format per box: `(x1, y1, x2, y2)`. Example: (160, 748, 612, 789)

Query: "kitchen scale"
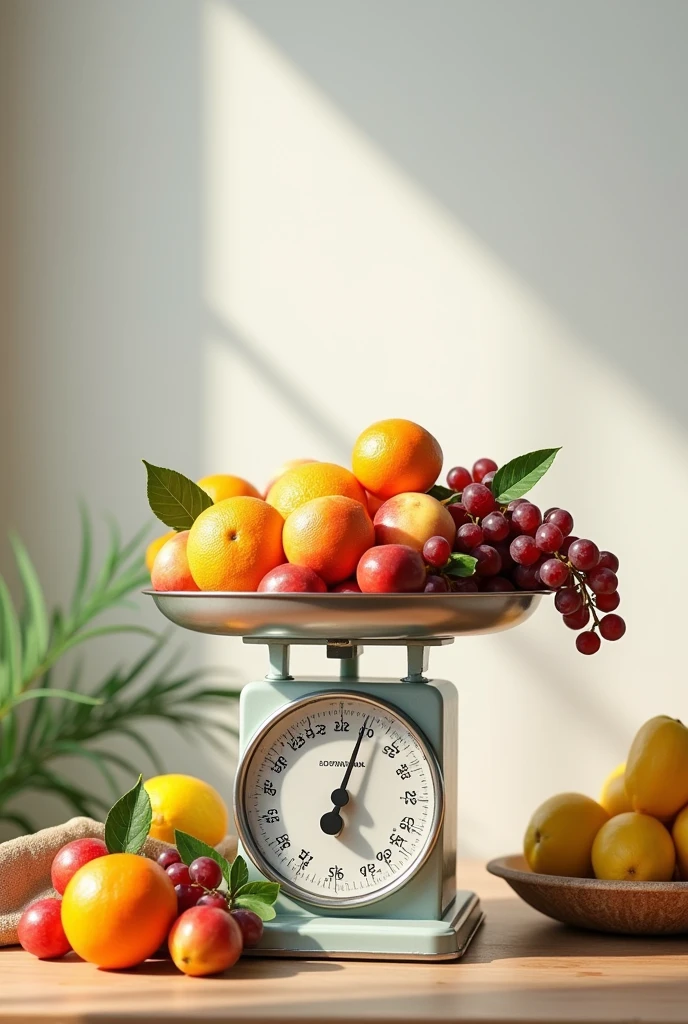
(149, 590, 542, 961)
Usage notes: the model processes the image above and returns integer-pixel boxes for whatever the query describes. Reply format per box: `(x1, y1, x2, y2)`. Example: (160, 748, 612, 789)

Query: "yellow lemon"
(671, 805, 688, 878)
(144, 774, 228, 846)
(197, 474, 261, 502)
(146, 531, 175, 572)
(599, 763, 633, 817)
(524, 793, 609, 877)
(625, 716, 688, 819)
(592, 812, 676, 881)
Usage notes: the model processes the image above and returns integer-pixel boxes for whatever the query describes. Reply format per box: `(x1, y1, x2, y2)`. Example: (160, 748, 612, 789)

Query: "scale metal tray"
(146, 591, 543, 641)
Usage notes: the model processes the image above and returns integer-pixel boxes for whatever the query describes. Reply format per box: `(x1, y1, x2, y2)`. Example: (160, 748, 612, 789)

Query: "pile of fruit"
(16, 776, 277, 977)
(525, 716, 688, 882)
(145, 417, 625, 654)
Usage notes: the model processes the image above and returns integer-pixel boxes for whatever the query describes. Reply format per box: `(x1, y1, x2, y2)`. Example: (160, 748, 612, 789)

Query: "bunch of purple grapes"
(421, 458, 625, 655)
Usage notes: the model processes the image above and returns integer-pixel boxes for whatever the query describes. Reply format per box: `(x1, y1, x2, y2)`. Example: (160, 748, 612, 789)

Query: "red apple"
(330, 580, 362, 593)
(258, 563, 327, 593)
(51, 837, 108, 895)
(373, 493, 455, 553)
(151, 531, 200, 592)
(168, 905, 243, 976)
(357, 544, 426, 593)
(17, 898, 71, 959)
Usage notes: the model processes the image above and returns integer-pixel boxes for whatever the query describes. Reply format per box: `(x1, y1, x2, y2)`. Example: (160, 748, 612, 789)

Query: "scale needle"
(320, 716, 370, 836)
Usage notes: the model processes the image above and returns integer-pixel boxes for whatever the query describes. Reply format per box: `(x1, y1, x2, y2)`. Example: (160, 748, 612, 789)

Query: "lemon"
(592, 812, 675, 881)
(671, 805, 688, 878)
(524, 793, 609, 877)
(144, 774, 228, 846)
(625, 716, 688, 819)
(599, 763, 633, 817)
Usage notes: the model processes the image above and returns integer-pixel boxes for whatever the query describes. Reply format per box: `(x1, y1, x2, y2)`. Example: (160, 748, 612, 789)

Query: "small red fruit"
(18, 898, 71, 959)
(422, 535, 451, 569)
(231, 909, 264, 948)
(330, 580, 362, 593)
(356, 545, 426, 594)
(51, 838, 108, 895)
(168, 905, 243, 976)
(167, 862, 191, 886)
(258, 563, 327, 593)
(446, 466, 472, 491)
(472, 458, 498, 483)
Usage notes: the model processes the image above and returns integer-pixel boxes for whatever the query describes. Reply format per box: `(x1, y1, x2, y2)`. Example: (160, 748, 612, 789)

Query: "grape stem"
(558, 555, 602, 631)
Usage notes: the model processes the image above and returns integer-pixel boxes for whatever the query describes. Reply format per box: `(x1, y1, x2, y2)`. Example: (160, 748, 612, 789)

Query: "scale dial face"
(234, 691, 443, 908)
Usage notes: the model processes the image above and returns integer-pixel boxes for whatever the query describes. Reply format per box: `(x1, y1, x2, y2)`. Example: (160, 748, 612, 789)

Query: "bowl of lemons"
(488, 716, 688, 934)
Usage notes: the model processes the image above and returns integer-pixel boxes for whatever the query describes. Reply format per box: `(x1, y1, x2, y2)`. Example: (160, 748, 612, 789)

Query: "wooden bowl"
(487, 854, 688, 935)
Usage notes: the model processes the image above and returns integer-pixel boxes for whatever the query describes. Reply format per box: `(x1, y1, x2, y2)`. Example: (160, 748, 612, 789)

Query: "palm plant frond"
(0, 510, 239, 834)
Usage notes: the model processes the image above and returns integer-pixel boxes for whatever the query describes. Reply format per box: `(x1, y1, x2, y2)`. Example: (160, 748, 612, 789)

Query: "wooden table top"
(3, 861, 688, 1024)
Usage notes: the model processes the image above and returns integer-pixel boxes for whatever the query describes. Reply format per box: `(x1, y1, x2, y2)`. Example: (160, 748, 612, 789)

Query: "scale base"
(243, 891, 483, 962)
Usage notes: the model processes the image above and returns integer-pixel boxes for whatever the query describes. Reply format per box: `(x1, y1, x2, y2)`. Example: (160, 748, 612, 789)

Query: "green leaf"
(10, 535, 49, 679)
(444, 553, 478, 578)
(70, 502, 92, 617)
(235, 880, 279, 905)
(427, 485, 463, 505)
(229, 855, 249, 895)
(104, 774, 152, 854)
(0, 576, 22, 698)
(10, 688, 103, 708)
(143, 461, 213, 531)
(234, 895, 277, 921)
(492, 448, 561, 504)
(174, 829, 230, 884)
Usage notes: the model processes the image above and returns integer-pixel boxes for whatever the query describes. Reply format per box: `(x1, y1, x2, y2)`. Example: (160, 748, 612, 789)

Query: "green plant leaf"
(143, 461, 213, 531)
(104, 774, 152, 854)
(10, 688, 103, 708)
(235, 880, 280, 905)
(444, 553, 478, 578)
(427, 485, 463, 505)
(234, 895, 277, 921)
(175, 829, 230, 884)
(229, 855, 249, 895)
(10, 535, 49, 680)
(0, 576, 22, 698)
(492, 448, 561, 504)
(70, 502, 92, 617)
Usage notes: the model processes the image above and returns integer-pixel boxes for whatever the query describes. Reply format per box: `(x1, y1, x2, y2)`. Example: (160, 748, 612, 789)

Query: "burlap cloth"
(0, 817, 238, 946)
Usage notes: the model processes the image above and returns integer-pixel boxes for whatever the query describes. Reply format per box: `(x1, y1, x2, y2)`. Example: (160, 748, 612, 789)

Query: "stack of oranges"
(148, 418, 449, 594)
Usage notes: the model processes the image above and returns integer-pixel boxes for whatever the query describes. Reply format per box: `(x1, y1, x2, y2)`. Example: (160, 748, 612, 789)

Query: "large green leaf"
(492, 448, 561, 504)
(143, 461, 213, 531)
(104, 775, 152, 854)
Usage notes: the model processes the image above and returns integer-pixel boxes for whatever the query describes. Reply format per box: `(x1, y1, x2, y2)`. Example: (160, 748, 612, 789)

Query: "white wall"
(2, 0, 688, 856)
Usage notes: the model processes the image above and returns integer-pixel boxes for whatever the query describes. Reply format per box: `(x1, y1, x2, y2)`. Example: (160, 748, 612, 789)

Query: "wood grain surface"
(2, 861, 688, 1024)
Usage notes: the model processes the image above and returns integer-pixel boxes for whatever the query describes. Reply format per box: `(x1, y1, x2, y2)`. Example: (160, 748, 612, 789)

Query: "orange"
(197, 473, 261, 502)
(187, 496, 284, 591)
(264, 458, 317, 497)
(283, 495, 374, 585)
(266, 462, 366, 520)
(146, 531, 175, 572)
(61, 853, 177, 969)
(352, 418, 443, 500)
